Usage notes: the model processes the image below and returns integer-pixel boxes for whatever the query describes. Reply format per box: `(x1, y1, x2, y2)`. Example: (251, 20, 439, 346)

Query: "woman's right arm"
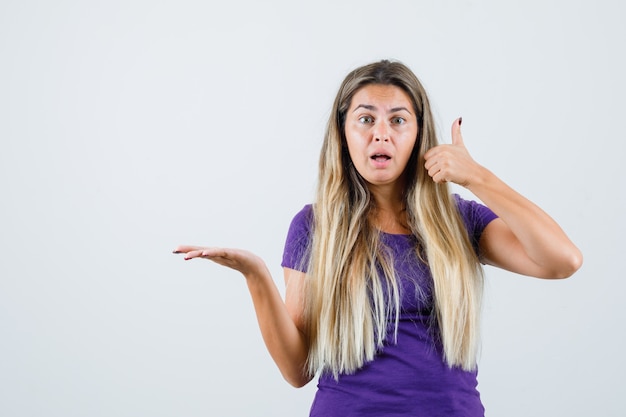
(173, 245, 312, 388)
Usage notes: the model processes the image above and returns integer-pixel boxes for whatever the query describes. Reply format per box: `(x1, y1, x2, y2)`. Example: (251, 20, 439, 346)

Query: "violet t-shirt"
(281, 195, 498, 417)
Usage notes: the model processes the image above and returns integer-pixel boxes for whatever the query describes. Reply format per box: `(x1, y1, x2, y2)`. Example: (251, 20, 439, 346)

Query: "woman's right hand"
(173, 245, 267, 278)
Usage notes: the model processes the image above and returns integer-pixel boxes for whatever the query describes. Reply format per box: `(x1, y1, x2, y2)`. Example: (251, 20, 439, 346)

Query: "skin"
(344, 84, 418, 233)
(173, 83, 583, 388)
(424, 117, 583, 278)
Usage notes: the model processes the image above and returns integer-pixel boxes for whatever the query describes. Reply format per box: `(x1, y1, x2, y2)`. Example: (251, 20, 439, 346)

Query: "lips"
(371, 153, 391, 162)
(369, 151, 392, 169)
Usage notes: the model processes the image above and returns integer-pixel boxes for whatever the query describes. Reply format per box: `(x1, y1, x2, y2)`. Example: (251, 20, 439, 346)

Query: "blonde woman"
(174, 59, 582, 416)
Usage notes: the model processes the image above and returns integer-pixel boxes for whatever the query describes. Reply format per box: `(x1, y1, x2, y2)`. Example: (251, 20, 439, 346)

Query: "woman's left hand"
(423, 118, 481, 187)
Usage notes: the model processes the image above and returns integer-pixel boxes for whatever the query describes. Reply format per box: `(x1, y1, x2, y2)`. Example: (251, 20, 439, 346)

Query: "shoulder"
(291, 204, 314, 226)
(452, 194, 498, 253)
(453, 193, 498, 229)
(282, 204, 314, 271)
(286, 204, 314, 237)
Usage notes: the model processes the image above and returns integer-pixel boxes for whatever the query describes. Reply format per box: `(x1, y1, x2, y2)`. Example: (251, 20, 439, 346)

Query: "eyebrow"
(353, 104, 413, 115)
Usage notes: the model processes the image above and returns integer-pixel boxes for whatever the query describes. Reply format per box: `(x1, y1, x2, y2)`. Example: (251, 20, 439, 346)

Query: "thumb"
(451, 117, 464, 146)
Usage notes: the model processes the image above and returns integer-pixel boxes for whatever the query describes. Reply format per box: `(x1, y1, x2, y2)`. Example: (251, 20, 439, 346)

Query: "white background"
(1, 0, 624, 416)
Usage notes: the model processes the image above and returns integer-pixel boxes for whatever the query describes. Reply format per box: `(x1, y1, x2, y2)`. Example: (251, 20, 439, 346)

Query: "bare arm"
(173, 245, 312, 387)
(424, 118, 583, 279)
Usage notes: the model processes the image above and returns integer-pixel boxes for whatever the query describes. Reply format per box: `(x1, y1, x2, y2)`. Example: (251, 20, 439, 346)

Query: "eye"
(391, 116, 406, 125)
(358, 115, 374, 124)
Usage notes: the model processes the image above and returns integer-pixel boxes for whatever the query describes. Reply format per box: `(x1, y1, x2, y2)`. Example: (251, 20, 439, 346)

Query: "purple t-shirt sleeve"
(281, 204, 314, 272)
(453, 194, 499, 257)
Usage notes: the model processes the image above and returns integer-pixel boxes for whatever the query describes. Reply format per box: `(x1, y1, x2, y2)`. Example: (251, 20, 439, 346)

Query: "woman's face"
(344, 84, 418, 194)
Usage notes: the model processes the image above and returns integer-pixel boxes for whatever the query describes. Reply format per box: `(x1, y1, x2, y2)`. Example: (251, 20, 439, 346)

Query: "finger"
(429, 169, 444, 183)
(183, 249, 206, 260)
(423, 144, 444, 164)
(426, 162, 442, 181)
(173, 245, 204, 254)
(434, 169, 452, 184)
(424, 155, 435, 171)
(451, 117, 464, 146)
(201, 248, 229, 258)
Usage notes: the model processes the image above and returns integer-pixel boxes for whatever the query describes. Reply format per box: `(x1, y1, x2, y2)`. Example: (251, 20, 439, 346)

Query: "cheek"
(347, 148, 365, 173)
(406, 130, 419, 155)
(397, 140, 418, 169)
(401, 135, 418, 156)
(344, 133, 362, 160)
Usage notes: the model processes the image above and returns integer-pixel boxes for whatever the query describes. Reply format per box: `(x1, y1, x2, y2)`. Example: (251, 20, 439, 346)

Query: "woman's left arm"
(424, 118, 583, 279)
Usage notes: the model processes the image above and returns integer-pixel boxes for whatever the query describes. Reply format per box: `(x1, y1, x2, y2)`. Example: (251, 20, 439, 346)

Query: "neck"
(368, 184, 410, 234)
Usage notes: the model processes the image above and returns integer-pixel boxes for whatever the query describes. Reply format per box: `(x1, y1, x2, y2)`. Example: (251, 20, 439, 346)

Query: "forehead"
(349, 84, 413, 110)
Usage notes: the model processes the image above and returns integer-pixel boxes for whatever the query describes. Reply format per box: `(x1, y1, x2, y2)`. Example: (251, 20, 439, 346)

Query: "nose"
(374, 121, 390, 142)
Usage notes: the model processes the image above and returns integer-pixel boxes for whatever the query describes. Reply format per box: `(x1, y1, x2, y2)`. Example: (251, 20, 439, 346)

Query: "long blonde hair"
(305, 60, 484, 378)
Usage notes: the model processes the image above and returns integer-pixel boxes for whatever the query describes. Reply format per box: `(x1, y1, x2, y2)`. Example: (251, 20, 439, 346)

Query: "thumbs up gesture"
(423, 117, 481, 188)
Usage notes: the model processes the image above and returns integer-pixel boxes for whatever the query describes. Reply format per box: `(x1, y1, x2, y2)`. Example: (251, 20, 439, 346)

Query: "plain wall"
(1, 0, 624, 416)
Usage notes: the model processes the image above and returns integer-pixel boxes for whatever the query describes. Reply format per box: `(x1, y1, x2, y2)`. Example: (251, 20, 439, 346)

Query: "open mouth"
(371, 153, 391, 162)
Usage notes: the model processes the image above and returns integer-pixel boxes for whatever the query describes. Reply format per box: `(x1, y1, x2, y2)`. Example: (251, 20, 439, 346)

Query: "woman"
(174, 59, 582, 416)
